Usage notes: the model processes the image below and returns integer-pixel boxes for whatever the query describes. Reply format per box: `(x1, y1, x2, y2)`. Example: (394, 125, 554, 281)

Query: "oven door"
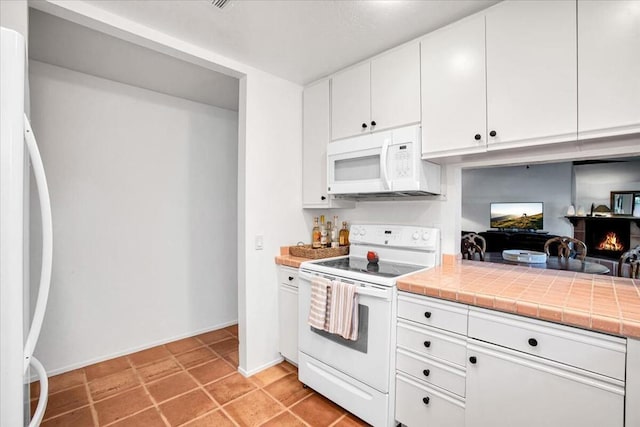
(297, 270, 395, 393)
(327, 132, 391, 194)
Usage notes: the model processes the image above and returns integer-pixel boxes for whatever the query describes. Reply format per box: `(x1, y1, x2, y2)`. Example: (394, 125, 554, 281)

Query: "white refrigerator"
(1, 27, 52, 427)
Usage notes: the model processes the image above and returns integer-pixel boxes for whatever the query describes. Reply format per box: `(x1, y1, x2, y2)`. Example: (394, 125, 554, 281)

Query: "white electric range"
(297, 224, 440, 427)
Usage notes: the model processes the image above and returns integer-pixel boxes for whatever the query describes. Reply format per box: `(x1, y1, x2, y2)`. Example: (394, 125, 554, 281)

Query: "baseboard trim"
(238, 355, 284, 378)
(33, 319, 238, 380)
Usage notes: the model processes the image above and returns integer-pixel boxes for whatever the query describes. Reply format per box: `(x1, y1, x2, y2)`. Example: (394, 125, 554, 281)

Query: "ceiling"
(84, 0, 500, 85)
(29, 9, 240, 111)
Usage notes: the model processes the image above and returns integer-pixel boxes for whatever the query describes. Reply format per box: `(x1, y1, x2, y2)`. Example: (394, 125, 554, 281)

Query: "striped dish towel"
(307, 276, 331, 329)
(327, 281, 359, 341)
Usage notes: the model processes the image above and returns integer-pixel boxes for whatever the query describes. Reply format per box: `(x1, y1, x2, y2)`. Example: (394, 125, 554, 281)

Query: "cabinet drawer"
(396, 348, 466, 397)
(396, 372, 465, 427)
(278, 266, 298, 288)
(398, 293, 468, 335)
(397, 320, 467, 367)
(468, 308, 626, 380)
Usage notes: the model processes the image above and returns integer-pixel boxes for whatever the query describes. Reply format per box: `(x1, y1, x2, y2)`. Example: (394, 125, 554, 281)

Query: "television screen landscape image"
(490, 202, 544, 230)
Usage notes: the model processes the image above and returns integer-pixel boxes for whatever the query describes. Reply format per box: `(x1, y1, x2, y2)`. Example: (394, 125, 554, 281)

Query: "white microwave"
(327, 124, 441, 197)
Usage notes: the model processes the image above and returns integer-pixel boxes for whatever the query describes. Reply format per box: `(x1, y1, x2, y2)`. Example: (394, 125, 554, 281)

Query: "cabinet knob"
(423, 369, 430, 377)
(371, 121, 377, 127)
(424, 311, 432, 319)
(423, 341, 431, 348)
(469, 356, 477, 364)
(288, 276, 294, 281)
(321, 196, 326, 201)
(422, 397, 430, 405)
(474, 134, 481, 140)
(362, 123, 368, 129)
(528, 338, 538, 347)
(489, 130, 497, 137)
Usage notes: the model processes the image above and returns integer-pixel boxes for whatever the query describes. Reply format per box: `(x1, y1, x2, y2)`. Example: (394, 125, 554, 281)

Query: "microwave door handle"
(380, 138, 391, 190)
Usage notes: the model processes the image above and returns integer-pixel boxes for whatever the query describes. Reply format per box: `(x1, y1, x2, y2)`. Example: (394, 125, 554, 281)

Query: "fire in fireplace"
(586, 219, 630, 259)
(597, 232, 625, 252)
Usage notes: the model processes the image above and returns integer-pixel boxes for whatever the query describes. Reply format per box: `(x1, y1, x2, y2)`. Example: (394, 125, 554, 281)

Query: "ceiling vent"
(211, 0, 231, 9)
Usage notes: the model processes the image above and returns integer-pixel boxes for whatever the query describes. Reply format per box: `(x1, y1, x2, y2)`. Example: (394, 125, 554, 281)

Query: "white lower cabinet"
(277, 266, 298, 364)
(395, 293, 629, 427)
(465, 339, 624, 427)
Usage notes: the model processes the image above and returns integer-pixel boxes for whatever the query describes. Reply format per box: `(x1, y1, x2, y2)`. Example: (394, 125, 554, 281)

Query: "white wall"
(238, 70, 308, 375)
(29, 60, 239, 374)
(574, 160, 640, 210)
(461, 162, 574, 236)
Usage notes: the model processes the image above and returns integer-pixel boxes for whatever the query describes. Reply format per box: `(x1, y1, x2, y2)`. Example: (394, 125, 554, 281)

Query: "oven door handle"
(298, 271, 392, 301)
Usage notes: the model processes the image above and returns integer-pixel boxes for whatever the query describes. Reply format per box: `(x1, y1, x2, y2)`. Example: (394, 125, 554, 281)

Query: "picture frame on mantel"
(610, 191, 640, 217)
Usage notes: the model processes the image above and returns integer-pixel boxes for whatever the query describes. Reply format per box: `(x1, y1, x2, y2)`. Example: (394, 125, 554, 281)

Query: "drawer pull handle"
(469, 356, 477, 364)
(424, 311, 432, 319)
(422, 397, 430, 405)
(423, 341, 431, 348)
(528, 338, 538, 347)
(288, 276, 294, 281)
(423, 369, 430, 377)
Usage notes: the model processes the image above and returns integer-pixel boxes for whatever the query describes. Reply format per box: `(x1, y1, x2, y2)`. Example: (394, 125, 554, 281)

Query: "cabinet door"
(278, 268, 298, 364)
(465, 339, 624, 427)
(302, 81, 330, 206)
(331, 62, 371, 140)
(371, 43, 421, 133)
(578, 0, 640, 138)
(486, 0, 577, 150)
(421, 14, 487, 158)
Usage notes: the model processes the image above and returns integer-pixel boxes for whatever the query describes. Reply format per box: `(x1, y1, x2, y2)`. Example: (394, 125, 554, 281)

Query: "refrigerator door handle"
(28, 356, 48, 427)
(23, 114, 52, 373)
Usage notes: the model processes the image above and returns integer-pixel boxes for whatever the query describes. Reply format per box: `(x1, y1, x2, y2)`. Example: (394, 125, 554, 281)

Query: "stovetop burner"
(312, 257, 426, 278)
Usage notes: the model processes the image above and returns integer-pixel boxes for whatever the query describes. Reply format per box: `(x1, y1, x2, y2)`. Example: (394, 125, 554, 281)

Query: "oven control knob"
(422, 231, 431, 241)
(412, 232, 420, 240)
(360, 228, 367, 236)
(352, 228, 359, 236)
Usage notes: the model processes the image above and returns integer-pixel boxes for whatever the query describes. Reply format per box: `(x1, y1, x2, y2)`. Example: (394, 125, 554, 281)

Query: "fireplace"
(584, 219, 630, 260)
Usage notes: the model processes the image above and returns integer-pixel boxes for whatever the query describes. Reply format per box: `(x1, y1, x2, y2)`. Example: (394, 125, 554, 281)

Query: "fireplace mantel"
(565, 215, 640, 228)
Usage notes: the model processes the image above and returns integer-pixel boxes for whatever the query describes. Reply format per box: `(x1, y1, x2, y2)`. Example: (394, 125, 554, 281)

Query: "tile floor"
(31, 325, 369, 426)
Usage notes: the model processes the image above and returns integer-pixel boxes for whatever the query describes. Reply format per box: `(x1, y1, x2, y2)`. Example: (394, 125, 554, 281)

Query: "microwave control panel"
(390, 143, 413, 179)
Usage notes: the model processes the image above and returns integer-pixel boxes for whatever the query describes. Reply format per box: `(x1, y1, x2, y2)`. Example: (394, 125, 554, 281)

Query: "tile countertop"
(397, 259, 640, 339)
(275, 246, 312, 268)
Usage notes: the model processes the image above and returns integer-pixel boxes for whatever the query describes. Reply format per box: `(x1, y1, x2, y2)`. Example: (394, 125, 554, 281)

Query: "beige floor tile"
(196, 329, 233, 345)
(252, 363, 290, 387)
(260, 410, 306, 426)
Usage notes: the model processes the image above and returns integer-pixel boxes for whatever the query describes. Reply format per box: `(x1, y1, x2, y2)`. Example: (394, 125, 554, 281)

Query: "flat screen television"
(490, 202, 544, 231)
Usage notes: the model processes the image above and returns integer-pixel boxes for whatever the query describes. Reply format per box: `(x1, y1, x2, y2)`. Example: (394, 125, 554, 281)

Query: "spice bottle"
(331, 216, 340, 248)
(312, 217, 321, 249)
(320, 215, 328, 248)
(339, 221, 350, 246)
(326, 221, 333, 247)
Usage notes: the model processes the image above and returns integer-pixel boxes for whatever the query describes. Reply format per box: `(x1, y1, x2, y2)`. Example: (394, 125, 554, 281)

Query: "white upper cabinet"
(331, 43, 420, 141)
(485, 0, 577, 150)
(421, 14, 487, 158)
(331, 62, 371, 141)
(578, 0, 640, 139)
(303, 80, 355, 208)
(370, 43, 421, 134)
